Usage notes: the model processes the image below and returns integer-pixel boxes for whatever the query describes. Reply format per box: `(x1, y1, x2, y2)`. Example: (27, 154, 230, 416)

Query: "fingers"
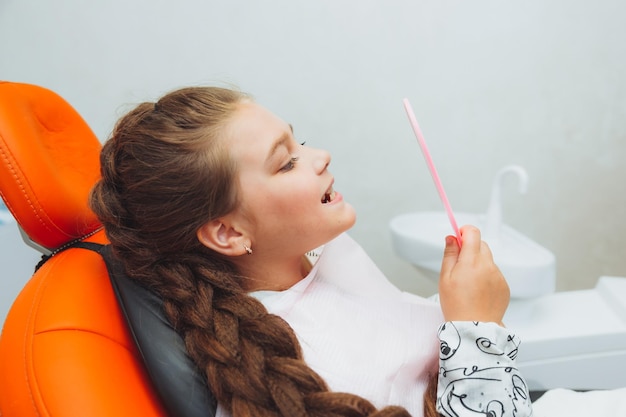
(456, 225, 496, 267)
(438, 224, 510, 325)
(457, 225, 482, 261)
(440, 235, 460, 279)
(440, 225, 479, 280)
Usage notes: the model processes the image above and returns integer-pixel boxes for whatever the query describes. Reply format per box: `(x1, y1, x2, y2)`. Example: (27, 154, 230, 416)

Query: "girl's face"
(224, 100, 356, 259)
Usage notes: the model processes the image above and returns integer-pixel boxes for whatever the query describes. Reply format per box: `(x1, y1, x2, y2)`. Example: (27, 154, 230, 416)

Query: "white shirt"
(216, 233, 533, 416)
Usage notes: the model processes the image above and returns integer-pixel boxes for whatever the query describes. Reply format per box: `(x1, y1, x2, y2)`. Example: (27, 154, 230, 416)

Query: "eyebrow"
(266, 124, 294, 164)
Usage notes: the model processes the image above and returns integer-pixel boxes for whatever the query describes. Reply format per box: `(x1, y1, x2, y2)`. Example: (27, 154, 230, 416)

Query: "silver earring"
(243, 244, 253, 255)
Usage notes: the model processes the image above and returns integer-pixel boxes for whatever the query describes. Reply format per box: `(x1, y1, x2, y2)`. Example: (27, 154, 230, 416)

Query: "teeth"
(322, 187, 334, 204)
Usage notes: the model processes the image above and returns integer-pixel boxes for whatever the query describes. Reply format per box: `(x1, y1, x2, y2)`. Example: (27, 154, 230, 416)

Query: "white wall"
(1, 0, 625, 312)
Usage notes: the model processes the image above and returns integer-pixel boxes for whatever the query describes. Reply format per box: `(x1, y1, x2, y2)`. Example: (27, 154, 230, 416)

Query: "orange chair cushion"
(0, 81, 167, 416)
(0, 81, 102, 250)
(0, 231, 166, 416)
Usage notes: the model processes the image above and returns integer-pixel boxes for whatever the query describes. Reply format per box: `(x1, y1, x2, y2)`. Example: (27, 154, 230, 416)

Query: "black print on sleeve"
(436, 322, 533, 417)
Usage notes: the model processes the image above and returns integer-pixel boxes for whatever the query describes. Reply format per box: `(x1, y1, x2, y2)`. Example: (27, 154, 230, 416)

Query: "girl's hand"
(438, 225, 510, 326)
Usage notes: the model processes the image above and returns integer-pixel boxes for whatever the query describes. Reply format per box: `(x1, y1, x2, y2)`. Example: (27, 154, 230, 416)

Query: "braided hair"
(90, 86, 440, 416)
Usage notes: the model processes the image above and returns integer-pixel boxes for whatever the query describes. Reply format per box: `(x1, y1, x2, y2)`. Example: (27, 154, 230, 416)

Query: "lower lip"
(325, 191, 343, 205)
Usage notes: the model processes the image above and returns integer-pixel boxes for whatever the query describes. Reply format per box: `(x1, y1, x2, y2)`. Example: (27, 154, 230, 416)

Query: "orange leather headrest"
(0, 81, 102, 250)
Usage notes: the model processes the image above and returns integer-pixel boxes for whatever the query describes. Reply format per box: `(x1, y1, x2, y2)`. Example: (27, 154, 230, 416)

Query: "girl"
(90, 86, 533, 417)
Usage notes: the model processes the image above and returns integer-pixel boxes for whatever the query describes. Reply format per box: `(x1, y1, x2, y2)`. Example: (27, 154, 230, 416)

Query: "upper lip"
(323, 179, 334, 197)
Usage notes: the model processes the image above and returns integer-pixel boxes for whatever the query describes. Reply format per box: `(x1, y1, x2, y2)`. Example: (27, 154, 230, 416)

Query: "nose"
(312, 147, 331, 174)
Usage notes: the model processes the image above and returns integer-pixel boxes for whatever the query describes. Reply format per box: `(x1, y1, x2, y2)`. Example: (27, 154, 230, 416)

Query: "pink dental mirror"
(402, 98, 462, 246)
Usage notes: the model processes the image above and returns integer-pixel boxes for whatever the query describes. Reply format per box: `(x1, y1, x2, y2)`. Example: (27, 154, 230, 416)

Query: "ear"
(196, 218, 248, 257)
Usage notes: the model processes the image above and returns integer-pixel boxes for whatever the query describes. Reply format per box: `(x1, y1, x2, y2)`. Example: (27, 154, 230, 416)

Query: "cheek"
(267, 192, 320, 230)
(241, 176, 321, 226)
(243, 187, 311, 222)
(271, 177, 321, 207)
(272, 193, 316, 217)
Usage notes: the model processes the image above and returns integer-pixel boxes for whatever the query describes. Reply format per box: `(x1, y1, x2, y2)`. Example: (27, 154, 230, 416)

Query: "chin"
(339, 205, 357, 232)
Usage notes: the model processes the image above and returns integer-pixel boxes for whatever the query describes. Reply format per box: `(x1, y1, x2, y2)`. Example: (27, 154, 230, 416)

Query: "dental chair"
(0, 81, 216, 417)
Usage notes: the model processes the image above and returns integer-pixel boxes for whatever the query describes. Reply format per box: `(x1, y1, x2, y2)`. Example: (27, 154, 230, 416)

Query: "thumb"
(439, 235, 460, 280)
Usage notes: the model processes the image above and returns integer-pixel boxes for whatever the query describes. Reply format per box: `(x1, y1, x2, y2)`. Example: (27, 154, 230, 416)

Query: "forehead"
(226, 101, 289, 145)
(223, 101, 291, 165)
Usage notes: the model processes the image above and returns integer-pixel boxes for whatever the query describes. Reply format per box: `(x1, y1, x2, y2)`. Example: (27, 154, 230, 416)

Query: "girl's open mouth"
(322, 187, 336, 204)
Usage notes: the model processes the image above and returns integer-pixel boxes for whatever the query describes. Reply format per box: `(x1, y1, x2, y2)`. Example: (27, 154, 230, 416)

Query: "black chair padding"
(76, 243, 218, 417)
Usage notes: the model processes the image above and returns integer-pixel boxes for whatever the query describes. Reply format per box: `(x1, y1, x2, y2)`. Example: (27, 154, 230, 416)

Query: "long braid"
(90, 86, 435, 416)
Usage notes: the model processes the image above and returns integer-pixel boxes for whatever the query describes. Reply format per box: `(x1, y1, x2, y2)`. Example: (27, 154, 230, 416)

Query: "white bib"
(252, 233, 444, 414)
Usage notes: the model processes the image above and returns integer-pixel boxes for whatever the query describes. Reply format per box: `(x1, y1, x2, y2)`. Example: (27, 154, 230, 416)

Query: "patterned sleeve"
(436, 321, 534, 417)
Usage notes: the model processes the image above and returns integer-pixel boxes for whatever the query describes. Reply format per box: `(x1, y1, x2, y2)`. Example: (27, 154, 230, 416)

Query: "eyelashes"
(279, 156, 299, 172)
(278, 141, 306, 172)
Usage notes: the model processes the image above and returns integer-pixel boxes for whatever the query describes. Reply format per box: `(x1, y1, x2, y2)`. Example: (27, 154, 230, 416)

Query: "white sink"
(390, 211, 626, 390)
(389, 211, 556, 299)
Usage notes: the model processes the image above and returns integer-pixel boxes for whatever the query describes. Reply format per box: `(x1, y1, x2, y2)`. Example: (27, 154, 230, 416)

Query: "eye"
(279, 156, 299, 172)
(300, 141, 306, 146)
